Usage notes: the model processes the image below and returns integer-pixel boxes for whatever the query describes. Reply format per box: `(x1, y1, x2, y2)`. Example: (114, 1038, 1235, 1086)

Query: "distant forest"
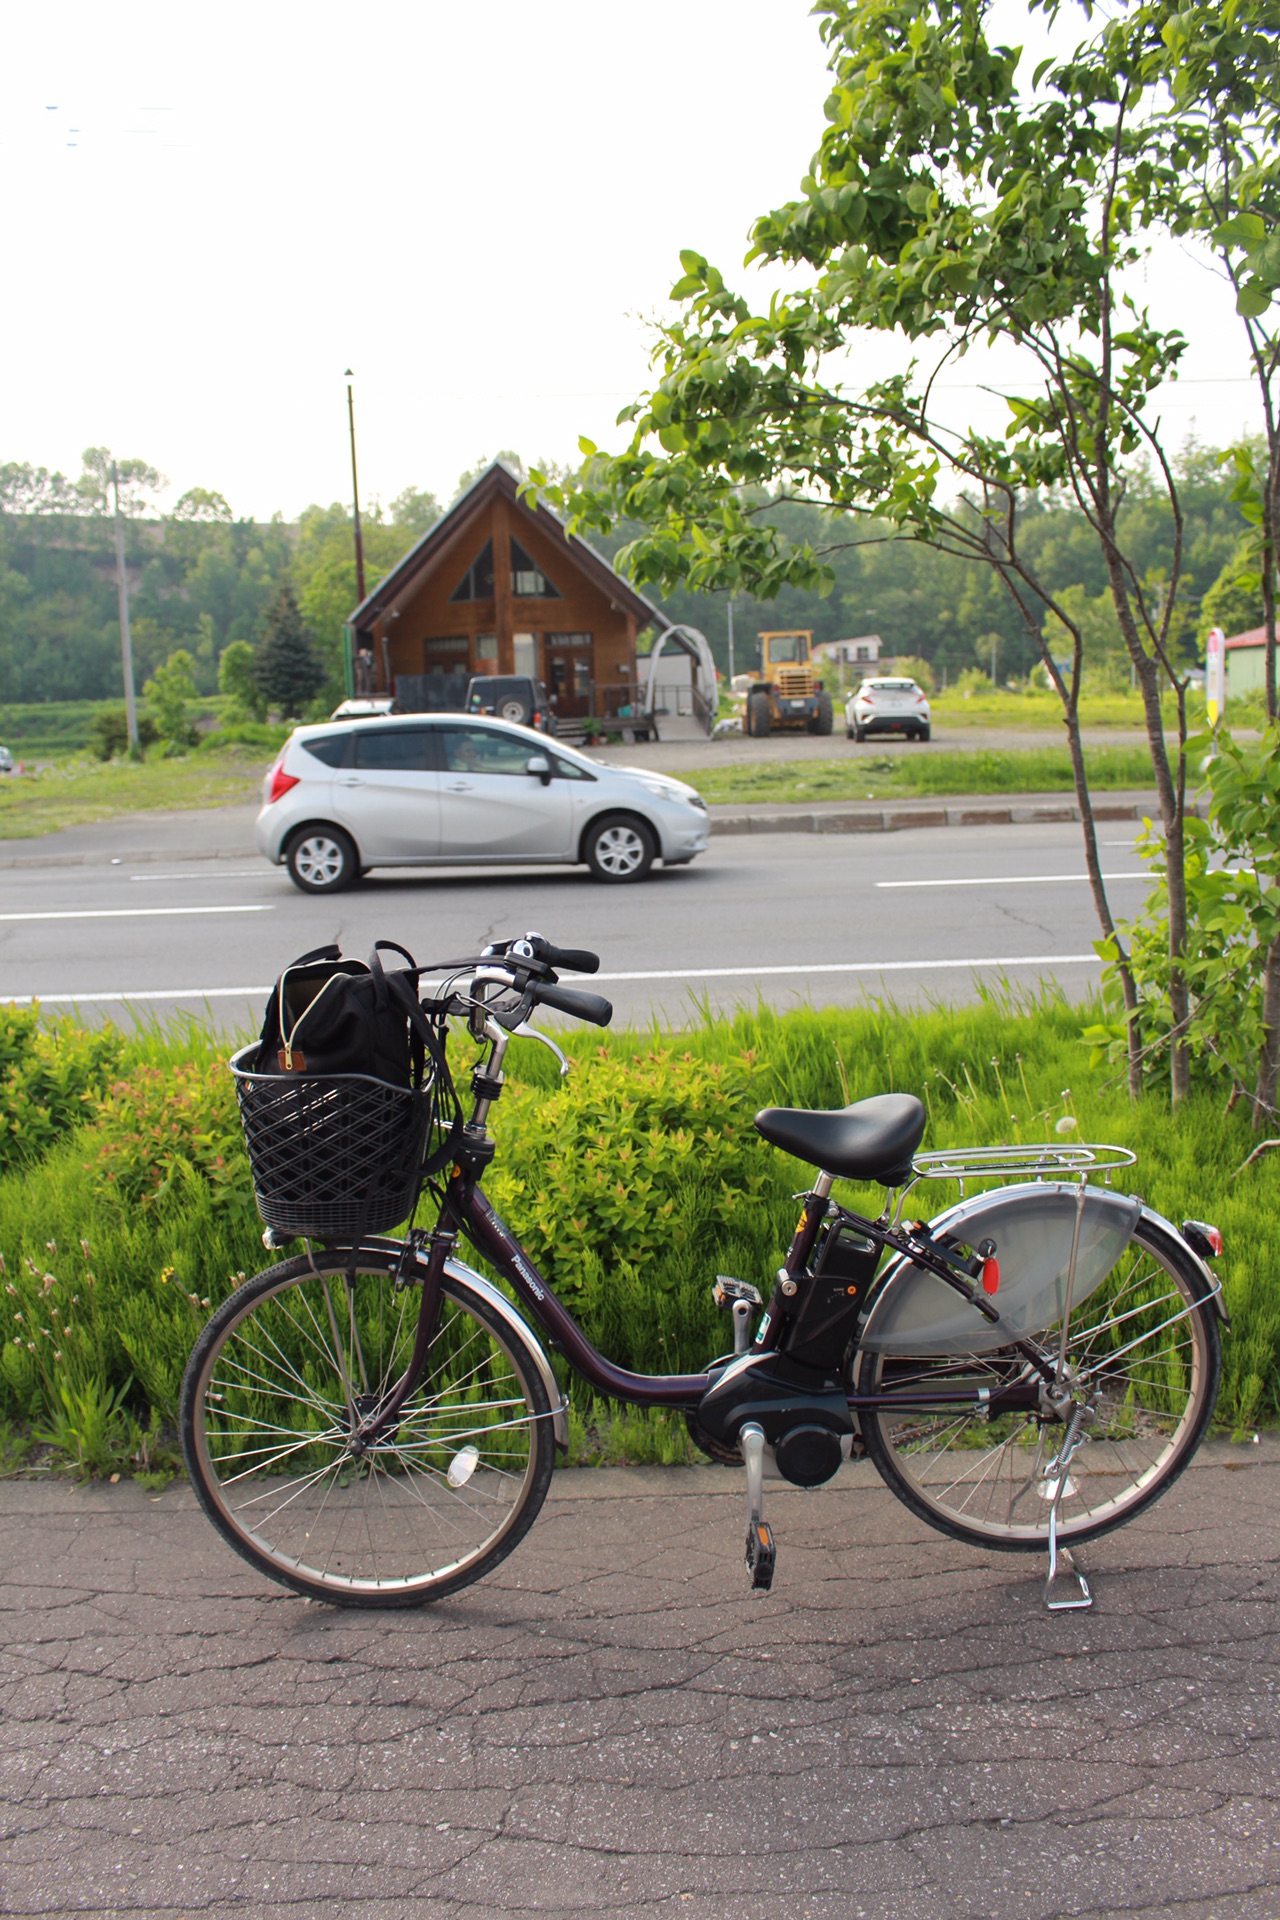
(0, 439, 1262, 707)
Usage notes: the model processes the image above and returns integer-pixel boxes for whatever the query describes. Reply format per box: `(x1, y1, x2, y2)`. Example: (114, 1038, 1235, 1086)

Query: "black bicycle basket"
(230, 1045, 435, 1240)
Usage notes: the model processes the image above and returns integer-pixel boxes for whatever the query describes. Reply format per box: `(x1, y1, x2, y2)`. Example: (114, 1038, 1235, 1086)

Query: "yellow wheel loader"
(743, 632, 834, 737)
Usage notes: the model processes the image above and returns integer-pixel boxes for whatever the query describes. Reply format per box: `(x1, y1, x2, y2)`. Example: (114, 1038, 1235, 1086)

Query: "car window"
(549, 749, 593, 781)
(441, 726, 539, 776)
(353, 728, 430, 771)
(302, 733, 352, 768)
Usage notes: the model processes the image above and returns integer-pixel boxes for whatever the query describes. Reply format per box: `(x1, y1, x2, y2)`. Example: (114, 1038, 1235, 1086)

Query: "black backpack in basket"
(254, 940, 433, 1086)
(234, 941, 458, 1241)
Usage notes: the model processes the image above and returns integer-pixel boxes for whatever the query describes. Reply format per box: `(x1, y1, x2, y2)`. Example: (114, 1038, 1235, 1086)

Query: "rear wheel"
(583, 814, 656, 882)
(285, 826, 359, 894)
(917, 724, 931, 741)
(853, 723, 867, 743)
(180, 1251, 556, 1606)
(856, 1218, 1221, 1552)
(499, 696, 532, 724)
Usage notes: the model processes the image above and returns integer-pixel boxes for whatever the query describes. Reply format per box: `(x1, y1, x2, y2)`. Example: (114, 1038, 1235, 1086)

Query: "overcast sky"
(3, 0, 1264, 523)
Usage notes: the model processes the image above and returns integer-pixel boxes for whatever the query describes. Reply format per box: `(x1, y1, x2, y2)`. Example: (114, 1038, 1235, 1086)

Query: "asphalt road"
(0, 818, 1154, 1031)
(2, 1443, 1276, 1920)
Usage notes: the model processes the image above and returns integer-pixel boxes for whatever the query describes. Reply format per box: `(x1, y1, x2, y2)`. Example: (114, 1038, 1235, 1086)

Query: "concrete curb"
(709, 788, 1183, 836)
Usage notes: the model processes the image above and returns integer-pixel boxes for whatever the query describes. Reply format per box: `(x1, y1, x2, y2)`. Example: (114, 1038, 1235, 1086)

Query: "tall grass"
(0, 993, 1274, 1477)
(679, 746, 1159, 808)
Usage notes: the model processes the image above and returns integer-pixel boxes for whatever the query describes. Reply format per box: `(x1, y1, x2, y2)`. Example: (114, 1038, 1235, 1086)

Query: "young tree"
(142, 648, 197, 748)
(254, 585, 323, 717)
(217, 639, 267, 722)
(540, 0, 1265, 1103)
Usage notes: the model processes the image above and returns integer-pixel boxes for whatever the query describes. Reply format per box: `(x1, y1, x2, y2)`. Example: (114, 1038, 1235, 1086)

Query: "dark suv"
(464, 675, 556, 733)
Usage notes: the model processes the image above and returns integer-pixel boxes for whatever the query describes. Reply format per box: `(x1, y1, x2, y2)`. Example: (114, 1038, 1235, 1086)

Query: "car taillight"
(267, 764, 300, 803)
(916, 693, 927, 704)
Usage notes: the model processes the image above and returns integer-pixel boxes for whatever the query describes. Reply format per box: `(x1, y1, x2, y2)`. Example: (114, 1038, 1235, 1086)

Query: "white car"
(845, 677, 931, 742)
(257, 713, 710, 892)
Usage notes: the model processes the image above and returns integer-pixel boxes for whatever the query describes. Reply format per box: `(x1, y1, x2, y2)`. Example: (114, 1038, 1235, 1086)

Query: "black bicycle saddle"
(754, 1093, 927, 1186)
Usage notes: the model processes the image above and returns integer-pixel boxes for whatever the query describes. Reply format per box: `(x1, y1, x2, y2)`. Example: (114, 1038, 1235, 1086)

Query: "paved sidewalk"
(2, 1443, 1276, 1919)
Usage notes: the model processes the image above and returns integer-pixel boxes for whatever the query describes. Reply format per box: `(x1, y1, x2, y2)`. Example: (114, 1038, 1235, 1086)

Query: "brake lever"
(512, 1022, 570, 1077)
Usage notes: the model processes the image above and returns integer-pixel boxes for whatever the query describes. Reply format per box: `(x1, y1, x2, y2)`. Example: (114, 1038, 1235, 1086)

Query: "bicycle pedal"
(713, 1275, 764, 1311)
(745, 1519, 776, 1591)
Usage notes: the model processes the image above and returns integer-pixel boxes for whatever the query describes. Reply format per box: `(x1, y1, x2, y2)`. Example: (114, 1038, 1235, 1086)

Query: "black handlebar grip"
(533, 982, 613, 1026)
(541, 943, 600, 975)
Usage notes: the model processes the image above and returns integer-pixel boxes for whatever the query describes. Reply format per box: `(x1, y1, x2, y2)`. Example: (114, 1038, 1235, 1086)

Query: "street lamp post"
(345, 369, 366, 606)
(111, 461, 139, 750)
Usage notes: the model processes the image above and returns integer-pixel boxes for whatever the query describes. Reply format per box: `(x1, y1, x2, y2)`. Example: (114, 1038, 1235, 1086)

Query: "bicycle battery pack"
(782, 1217, 883, 1368)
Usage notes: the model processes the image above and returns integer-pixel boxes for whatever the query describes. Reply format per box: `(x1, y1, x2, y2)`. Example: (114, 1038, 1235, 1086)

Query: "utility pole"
(726, 593, 736, 682)
(111, 462, 139, 750)
(345, 369, 366, 604)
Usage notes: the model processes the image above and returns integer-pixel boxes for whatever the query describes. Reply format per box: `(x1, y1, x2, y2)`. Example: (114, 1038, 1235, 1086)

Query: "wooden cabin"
(344, 461, 661, 730)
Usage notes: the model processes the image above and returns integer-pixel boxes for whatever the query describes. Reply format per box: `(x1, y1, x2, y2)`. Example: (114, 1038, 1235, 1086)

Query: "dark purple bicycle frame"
(461, 1182, 1048, 1417)
(467, 1187, 711, 1406)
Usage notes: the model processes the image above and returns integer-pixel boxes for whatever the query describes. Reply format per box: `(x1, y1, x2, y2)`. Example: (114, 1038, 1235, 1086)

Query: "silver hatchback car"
(257, 714, 710, 892)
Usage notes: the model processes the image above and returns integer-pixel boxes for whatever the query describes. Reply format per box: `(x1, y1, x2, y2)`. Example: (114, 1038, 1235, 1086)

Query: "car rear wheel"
(284, 826, 360, 894)
(918, 723, 931, 741)
(583, 815, 656, 883)
(853, 723, 867, 743)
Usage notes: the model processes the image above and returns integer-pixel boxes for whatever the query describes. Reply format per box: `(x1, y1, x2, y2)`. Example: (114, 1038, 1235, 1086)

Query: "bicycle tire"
(855, 1215, 1222, 1552)
(180, 1248, 556, 1606)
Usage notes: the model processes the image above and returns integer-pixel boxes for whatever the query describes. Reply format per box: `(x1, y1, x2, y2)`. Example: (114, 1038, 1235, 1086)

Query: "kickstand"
(1043, 1418, 1093, 1613)
(739, 1422, 775, 1592)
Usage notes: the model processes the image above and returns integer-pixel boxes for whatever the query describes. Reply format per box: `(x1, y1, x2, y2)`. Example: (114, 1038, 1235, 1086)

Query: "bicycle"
(179, 931, 1228, 1613)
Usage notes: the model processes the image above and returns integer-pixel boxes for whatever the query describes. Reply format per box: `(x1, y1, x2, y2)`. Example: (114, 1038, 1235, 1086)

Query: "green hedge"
(0, 997, 1276, 1476)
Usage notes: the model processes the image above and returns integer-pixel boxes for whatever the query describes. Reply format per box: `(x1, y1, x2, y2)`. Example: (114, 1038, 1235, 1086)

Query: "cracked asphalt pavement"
(2, 1446, 1277, 1920)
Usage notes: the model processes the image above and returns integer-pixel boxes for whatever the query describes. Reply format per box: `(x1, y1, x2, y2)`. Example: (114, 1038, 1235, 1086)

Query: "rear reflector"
(267, 765, 300, 803)
(1182, 1219, 1223, 1260)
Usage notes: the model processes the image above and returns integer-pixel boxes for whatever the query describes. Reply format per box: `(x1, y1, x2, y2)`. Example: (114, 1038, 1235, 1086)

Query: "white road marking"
(2, 952, 1103, 1007)
(588, 955, 1101, 982)
(0, 905, 273, 923)
(875, 872, 1147, 889)
(129, 870, 270, 882)
(3, 987, 275, 1005)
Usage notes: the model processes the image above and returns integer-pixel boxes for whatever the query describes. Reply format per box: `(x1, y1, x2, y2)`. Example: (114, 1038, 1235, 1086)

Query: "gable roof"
(347, 459, 662, 635)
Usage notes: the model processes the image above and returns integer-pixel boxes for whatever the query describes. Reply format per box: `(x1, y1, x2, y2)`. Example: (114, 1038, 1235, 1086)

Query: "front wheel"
(583, 814, 656, 882)
(855, 1217, 1221, 1552)
(809, 692, 834, 736)
(180, 1251, 556, 1606)
(285, 826, 360, 894)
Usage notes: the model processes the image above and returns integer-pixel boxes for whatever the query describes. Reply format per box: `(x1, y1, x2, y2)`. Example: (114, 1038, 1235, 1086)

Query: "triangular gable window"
(449, 539, 495, 603)
(511, 537, 561, 599)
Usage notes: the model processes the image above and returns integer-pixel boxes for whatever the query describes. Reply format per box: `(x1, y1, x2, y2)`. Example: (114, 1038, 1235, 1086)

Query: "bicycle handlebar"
(503, 934, 600, 976)
(530, 982, 613, 1027)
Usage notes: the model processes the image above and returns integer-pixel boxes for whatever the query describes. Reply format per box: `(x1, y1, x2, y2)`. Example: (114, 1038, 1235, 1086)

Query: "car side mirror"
(526, 754, 553, 786)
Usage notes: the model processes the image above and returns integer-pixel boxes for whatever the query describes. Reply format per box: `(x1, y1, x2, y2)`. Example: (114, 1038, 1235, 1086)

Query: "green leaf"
(1212, 212, 1267, 248)
(1236, 278, 1274, 318)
